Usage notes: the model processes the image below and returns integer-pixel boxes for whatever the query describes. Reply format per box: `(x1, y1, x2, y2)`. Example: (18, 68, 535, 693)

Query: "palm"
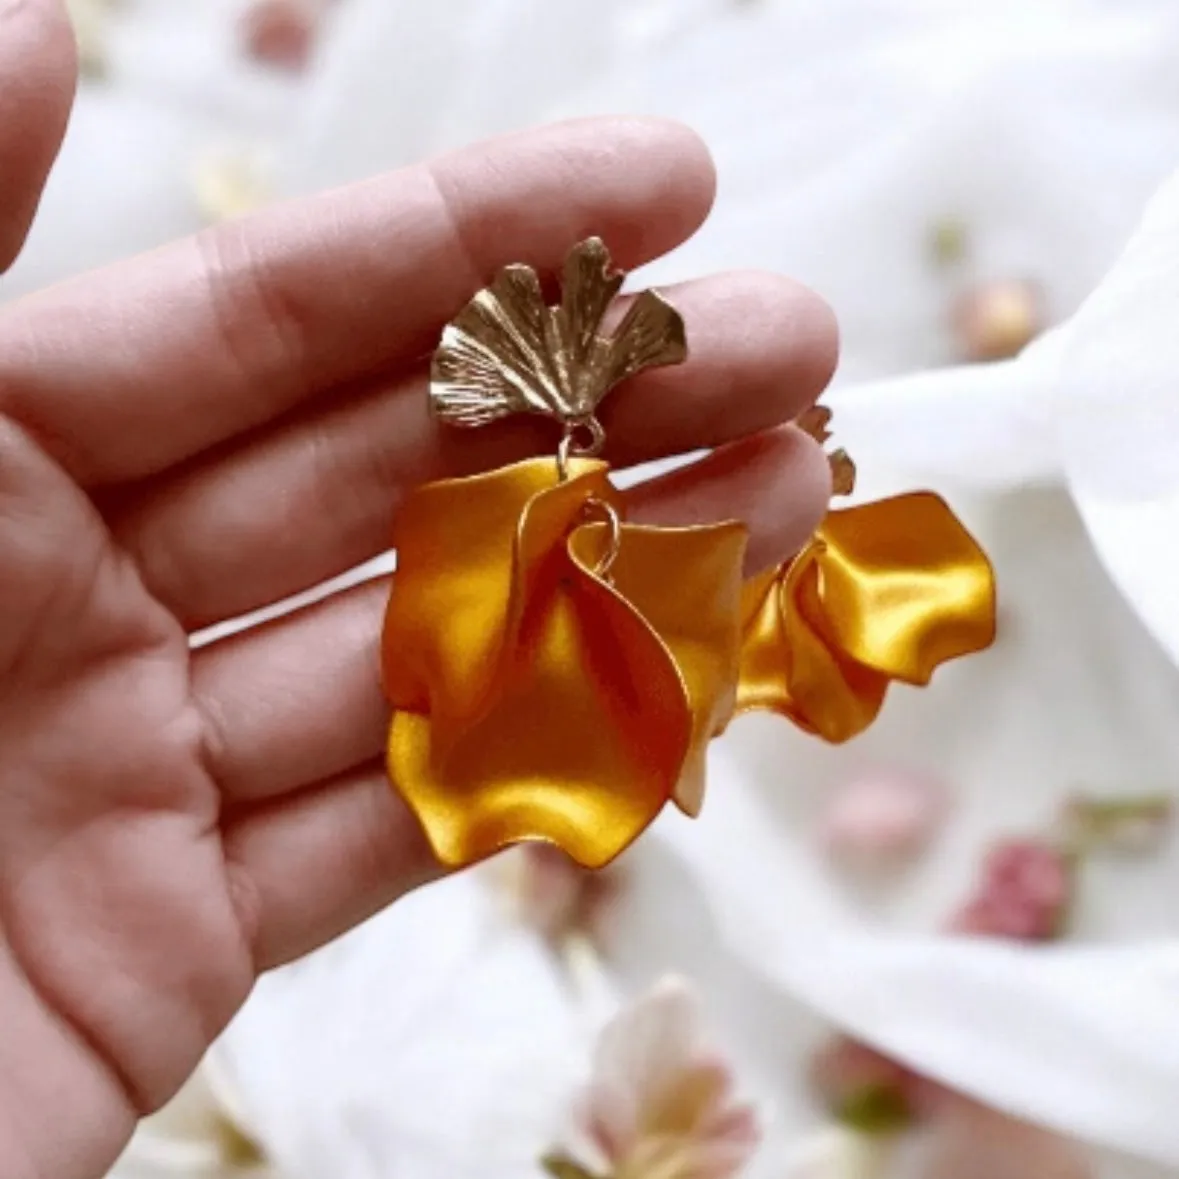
(0, 5, 836, 1178)
(0, 467, 250, 1172)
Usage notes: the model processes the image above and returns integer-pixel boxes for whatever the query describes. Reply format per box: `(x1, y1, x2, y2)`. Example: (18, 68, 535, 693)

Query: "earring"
(381, 239, 999, 874)
(381, 239, 749, 870)
(736, 406, 997, 741)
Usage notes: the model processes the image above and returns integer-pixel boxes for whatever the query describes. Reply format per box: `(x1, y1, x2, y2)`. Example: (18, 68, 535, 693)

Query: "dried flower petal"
(950, 839, 1074, 942)
(564, 979, 760, 1179)
(240, 0, 320, 72)
(1059, 792, 1173, 855)
(920, 1096, 1092, 1179)
(822, 770, 947, 867)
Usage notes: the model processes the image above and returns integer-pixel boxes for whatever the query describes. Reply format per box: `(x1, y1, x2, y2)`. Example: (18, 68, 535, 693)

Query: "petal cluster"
(382, 457, 747, 869)
(738, 493, 997, 742)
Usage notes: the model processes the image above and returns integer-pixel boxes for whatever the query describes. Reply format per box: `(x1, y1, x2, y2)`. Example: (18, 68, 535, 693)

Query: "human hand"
(0, 3, 836, 1176)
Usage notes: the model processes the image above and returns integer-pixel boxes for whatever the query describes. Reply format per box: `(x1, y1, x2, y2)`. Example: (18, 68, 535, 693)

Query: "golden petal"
(385, 459, 693, 869)
(816, 493, 997, 684)
(572, 520, 748, 815)
(737, 551, 889, 741)
(387, 581, 688, 869)
(737, 494, 996, 742)
(383, 457, 615, 724)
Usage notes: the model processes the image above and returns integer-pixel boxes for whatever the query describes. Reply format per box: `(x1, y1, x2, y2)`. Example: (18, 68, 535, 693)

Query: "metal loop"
(556, 416, 607, 482)
(580, 496, 622, 581)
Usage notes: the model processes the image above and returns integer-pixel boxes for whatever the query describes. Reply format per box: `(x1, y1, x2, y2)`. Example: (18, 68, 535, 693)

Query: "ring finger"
(111, 270, 837, 629)
(197, 423, 831, 809)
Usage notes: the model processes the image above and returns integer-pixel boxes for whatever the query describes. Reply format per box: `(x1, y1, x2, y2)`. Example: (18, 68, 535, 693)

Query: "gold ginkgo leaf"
(797, 404, 857, 497)
(796, 404, 834, 445)
(430, 237, 687, 430)
(830, 448, 858, 496)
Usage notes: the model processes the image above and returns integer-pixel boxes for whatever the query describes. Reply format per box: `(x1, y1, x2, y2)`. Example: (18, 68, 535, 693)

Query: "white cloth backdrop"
(11, 1, 1177, 1176)
(235, 1, 1179, 1174)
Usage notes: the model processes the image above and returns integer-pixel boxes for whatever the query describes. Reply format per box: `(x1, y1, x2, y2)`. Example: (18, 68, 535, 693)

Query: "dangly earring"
(381, 238, 749, 870)
(736, 405, 997, 742)
(381, 239, 998, 873)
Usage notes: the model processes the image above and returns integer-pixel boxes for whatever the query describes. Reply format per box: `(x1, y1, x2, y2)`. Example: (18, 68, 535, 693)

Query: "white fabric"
(215, 3, 1179, 1176)
(1, 0, 301, 301)
(280, 0, 726, 193)
(212, 873, 605, 1179)
(12, 1, 1178, 1176)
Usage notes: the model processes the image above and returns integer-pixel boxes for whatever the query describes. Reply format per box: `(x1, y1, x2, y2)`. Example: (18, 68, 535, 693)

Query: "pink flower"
(821, 770, 947, 867)
(920, 1094, 1092, 1179)
(239, 0, 320, 72)
(808, 1036, 924, 1132)
(566, 979, 759, 1179)
(951, 279, 1045, 363)
(498, 844, 624, 952)
(950, 839, 1073, 942)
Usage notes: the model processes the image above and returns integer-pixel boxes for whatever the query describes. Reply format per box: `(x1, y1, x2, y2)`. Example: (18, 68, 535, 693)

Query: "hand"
(0, 3, 836, 1176)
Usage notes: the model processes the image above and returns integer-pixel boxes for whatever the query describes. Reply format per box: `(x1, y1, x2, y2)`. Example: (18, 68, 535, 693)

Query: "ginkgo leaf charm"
(430, 237, 687, 433)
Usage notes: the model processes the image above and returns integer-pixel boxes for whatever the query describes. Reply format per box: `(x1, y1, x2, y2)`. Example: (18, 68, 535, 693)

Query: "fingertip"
(0, 0, 78, 271)
(628, 424, 833, 576)
(785, 274, 840, 400)
(479, 115, 718, 271)
(604, 269, 842, 462)
(599, 116, 717, 255)
(719, 426, 833, 574)
(749, 426, 834, 571)
(712, 269, 839, 403)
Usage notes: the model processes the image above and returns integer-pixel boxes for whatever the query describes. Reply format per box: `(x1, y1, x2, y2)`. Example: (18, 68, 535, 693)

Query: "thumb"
(0, 0, 77, 274)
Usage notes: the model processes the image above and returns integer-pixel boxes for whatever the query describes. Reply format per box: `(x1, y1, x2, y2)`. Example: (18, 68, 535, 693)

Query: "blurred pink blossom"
(559, 978, 759, 1179)
(951, 279, 1045, 363)
(239, 0, 320, 72)
(821, 770, 947, 866)
(950, 839, 1073, 942)
(920, 1094, 1092, 1179)
(500, 844, 624, 953)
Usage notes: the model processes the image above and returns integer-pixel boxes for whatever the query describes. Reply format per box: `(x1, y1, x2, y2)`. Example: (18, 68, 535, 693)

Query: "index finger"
(0, 0, 76, 271)
(0, 117, 717, 486)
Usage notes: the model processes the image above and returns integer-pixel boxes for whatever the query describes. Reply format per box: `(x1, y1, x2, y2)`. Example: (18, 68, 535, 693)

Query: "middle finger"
(110, 270, 837, 628)
(196, 423, 832, 809)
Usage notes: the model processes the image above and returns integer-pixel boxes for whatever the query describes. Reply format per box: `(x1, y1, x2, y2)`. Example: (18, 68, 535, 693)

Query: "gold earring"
(381, 240, 999, 873)
(381, 239, 748, 870)
(736, 405, 997, 742)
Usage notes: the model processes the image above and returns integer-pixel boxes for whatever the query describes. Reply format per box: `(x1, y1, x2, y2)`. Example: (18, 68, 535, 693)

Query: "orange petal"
(737, 493, 995, 742)
(383, 458, 745, 869)
(737, 552, 889, 741)
(816, 492, 997, 684)
(574, 522, 748, 815)
(387, 568, 688, 867)
(382, 456, 615, 724)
